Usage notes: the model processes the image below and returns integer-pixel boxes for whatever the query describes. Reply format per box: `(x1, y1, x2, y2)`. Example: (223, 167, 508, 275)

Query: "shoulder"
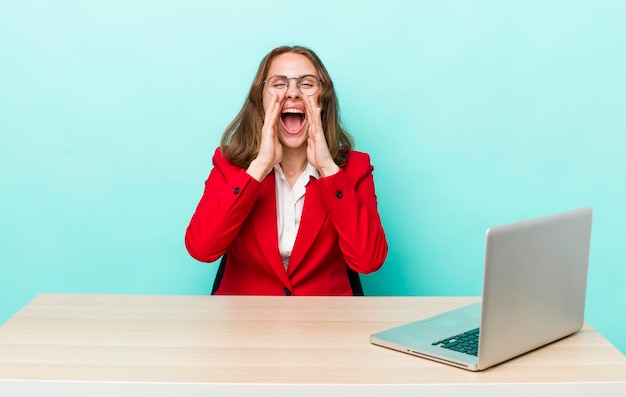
(342, 150, 374, 180)
(343, 150, 373, 171)
(345, 150, 370, 163)
(212, 146, 234, 165)
(211, 146, 225, 162)
(211, 146, 243, 176)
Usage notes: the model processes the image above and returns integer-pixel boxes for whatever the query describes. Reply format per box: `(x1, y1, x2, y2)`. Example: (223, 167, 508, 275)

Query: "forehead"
(267, 52, 317, 77)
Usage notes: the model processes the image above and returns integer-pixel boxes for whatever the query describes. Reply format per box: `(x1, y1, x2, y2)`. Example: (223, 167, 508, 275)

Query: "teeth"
(282, 108, 304, 114)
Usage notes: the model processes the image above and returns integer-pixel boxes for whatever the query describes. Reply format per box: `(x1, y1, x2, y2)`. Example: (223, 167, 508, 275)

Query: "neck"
(280, 149, 308, 185)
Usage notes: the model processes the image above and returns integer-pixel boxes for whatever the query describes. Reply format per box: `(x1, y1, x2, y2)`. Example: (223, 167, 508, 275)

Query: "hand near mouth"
(247, 92, 285, 181)
(304, 94, 339, 177)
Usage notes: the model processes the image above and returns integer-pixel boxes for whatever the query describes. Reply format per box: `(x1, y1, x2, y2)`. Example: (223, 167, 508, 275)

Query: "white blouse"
(273, 163, 320, 270)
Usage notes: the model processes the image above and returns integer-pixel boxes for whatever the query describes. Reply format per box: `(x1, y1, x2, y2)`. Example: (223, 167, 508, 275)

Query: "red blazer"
(185, 147, 388, 295)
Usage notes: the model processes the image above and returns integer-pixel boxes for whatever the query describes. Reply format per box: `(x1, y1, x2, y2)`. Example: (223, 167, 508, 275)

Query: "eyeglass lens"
(265, 75, 320, 96)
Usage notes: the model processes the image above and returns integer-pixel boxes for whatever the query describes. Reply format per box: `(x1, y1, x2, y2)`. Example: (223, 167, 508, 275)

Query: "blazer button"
(335, 191, 343, 199)
(283, 287, 292, 296)
(233, 187, 240, 194)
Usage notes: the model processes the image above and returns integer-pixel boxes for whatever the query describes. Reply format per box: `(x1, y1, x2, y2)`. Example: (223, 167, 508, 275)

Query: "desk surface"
(0, 293, 625, 386)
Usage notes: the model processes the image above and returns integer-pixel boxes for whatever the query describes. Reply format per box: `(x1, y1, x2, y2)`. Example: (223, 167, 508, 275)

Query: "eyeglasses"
(264, 74, 322, 96)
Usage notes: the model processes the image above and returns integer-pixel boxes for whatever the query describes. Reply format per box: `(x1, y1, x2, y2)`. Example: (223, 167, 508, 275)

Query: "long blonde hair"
(220, 45, 353, 168)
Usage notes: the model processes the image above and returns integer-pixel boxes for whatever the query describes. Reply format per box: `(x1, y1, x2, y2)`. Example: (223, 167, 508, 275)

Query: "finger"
(271, 92, 286, 127)
(267, 93, 280, 121)
(264, 94, 282, 134)
(303, 96, 317, 130)
(307, 98, 324, 141)
(303, 94, 316, 122)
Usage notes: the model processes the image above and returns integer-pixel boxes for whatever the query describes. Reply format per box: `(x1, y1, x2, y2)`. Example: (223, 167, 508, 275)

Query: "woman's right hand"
(246, 92, 285, 181)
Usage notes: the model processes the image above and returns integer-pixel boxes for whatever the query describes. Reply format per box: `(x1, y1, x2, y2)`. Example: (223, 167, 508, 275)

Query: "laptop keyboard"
(432, 327, 480, 356)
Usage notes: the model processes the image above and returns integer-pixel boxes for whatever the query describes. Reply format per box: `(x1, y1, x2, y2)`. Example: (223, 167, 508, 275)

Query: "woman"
(185, 45, 388, 295)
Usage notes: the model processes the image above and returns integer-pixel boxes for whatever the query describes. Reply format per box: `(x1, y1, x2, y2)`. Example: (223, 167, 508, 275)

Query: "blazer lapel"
(287, 177, 327, 272)
(252, 172, 292, 287)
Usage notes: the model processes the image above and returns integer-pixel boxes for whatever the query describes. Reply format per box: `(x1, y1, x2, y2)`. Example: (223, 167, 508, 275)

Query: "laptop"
(370, 207, 593, 371)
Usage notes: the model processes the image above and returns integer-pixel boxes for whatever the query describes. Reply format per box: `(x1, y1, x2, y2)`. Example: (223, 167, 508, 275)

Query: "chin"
(279, 130, 308, 150)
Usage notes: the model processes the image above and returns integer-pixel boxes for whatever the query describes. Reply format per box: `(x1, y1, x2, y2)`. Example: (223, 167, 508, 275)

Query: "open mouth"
(280, 107, 306, 134)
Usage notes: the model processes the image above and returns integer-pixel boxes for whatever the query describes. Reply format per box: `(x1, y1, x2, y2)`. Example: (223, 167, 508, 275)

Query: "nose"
(286, 78, 301, 99)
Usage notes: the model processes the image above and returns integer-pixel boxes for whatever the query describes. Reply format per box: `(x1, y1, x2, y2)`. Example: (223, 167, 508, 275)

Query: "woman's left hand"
(304, 94, 340, 177)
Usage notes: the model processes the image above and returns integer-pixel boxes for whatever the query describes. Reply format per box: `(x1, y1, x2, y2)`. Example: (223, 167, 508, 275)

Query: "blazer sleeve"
(316, 151, 388, 274)
(184, 147, 262, 262)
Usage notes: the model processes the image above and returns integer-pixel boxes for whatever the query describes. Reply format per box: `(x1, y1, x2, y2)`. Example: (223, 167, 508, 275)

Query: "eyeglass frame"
(263, 74, 323, 96)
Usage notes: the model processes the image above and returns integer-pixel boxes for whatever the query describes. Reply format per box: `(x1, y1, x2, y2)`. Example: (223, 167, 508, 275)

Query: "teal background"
(1, 1, 624, 355)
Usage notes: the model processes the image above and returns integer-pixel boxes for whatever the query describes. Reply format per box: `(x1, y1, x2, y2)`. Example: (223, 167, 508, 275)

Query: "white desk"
(0, 294, 625, 396)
